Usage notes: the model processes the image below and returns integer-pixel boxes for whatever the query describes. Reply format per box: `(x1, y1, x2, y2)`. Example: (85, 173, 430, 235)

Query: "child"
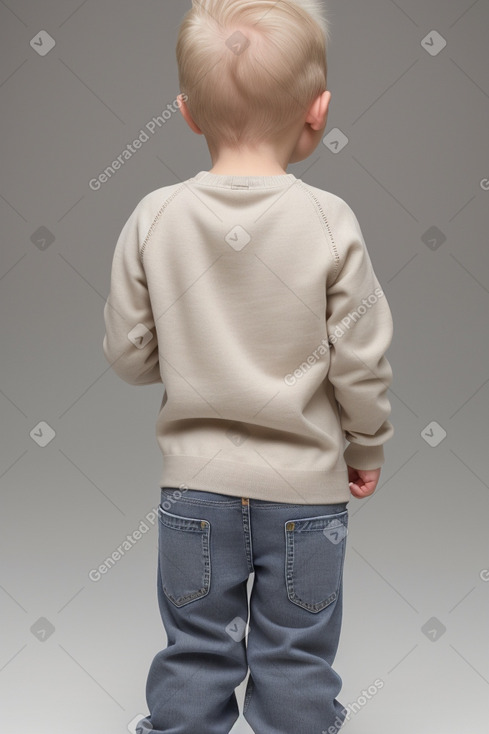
(102, 1, 394, 732)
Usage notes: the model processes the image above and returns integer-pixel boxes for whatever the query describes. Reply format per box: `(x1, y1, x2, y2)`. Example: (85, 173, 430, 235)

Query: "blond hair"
(176, 0, 330, 151)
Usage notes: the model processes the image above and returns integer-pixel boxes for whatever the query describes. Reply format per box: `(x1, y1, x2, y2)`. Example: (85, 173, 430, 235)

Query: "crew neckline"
(191, 170, 297, 189)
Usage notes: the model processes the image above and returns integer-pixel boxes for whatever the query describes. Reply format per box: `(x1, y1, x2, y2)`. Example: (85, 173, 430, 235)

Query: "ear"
(305, 90, 331, 131)
(177, 94, 203, 135)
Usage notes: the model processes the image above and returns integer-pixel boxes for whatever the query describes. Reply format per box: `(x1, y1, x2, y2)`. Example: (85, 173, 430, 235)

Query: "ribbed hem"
(191, 170, 297, 189)
(160, 455, 351, 505)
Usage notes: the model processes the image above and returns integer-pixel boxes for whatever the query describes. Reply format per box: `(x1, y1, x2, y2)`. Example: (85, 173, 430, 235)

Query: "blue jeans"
(137, 487, 349, 734)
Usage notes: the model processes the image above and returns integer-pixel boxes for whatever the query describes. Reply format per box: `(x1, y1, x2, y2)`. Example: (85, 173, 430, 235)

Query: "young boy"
(102, 1, 394, 732)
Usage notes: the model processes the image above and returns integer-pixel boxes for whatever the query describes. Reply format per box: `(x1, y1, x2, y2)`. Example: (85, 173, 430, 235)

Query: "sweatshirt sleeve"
(102, 200, 162, 386)
(325, 199, 394, 470)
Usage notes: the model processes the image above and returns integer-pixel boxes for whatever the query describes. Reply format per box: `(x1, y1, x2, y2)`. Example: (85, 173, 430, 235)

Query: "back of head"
(176, 0, 330, 152)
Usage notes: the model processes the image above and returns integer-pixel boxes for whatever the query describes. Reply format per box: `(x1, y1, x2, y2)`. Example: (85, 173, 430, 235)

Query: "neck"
(208, 146, 290, 176)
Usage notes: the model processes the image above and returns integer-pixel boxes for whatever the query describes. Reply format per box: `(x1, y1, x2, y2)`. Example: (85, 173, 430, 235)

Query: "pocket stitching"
(284, 512, 347, 613)
(159, 506, 211, 607)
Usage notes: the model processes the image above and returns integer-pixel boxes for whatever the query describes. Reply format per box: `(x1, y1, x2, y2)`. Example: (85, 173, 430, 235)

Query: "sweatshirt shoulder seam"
(295, 181, 341, 279)
(139, 183, 187, 261)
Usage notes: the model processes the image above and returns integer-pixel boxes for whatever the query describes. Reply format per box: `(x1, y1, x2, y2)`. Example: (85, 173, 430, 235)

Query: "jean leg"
(243, 500, 349, 734)
(141, 489, 251, 734)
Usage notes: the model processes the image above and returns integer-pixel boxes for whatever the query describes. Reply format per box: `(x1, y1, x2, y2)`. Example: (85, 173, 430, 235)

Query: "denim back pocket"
(158, 506, 211, 607)
(285, 510, 348, 613)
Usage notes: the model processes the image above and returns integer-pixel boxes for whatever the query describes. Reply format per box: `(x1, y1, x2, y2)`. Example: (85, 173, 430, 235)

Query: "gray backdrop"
(1, 1, 488, 732)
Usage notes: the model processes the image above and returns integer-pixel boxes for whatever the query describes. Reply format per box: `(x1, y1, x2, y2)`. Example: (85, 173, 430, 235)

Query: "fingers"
(348, 477, 378, 498)
(347, 466, 381, 498)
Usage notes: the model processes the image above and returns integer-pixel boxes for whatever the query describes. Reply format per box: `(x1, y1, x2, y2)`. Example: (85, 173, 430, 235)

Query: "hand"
(347, 466, 381, 498)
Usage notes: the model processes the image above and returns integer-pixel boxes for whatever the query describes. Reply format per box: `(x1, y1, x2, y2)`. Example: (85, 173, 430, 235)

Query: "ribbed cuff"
(343, 442, 385, 470)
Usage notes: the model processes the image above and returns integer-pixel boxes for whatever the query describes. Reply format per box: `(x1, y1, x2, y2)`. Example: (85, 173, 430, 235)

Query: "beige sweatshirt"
(103, 171, 394, 504)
